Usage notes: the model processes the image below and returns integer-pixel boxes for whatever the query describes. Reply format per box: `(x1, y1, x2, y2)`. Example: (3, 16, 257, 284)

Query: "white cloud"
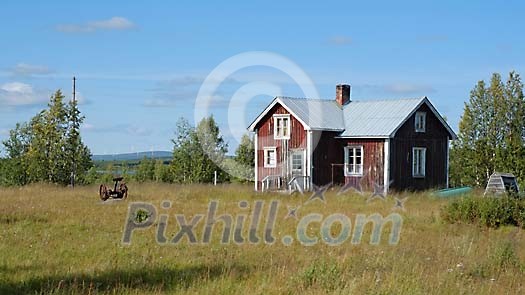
(143, 75, 245, 108)
(0, 82, 48, 106)
(143, 94, 229, 109)
(143, 99, 178, 108)
(357, 83, 435, 96)
(82, 123, 151, 137)
(126, 126, 152, 136)
(0, 128, 9, 136)
(56, 17, 136, 33)
(383, 83, 435, 95)
(329, 36, 353, 45)
(8, 63, 52, 76)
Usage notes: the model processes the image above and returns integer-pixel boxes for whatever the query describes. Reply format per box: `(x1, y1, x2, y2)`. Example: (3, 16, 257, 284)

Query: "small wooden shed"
(484, 172, 520, 196)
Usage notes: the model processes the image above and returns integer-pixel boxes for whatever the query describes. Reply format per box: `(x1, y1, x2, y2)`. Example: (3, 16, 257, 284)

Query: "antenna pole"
(73, 76, 76, 102)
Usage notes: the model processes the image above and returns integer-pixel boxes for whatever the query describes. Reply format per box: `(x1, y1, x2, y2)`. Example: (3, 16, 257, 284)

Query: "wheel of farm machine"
(120, 183, 128, 199)
(99, 184, 110, 201)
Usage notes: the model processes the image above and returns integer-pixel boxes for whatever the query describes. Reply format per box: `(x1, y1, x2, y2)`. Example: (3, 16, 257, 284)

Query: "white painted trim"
(415, 111, 426, 132)
(273, 114, 291, 140)
(446, 140, 450, 188)
(390, 97, 457, 140)
(263, 147, 277, 168)
(307, 130, 313, 190)
(343, 145, 364, 176)
(412, 147, 427, 178)
(254, 131, 258, 191)
(247, 97, 311, 131)
(335, 136, 390, 139)
(384, 139, 390, 193)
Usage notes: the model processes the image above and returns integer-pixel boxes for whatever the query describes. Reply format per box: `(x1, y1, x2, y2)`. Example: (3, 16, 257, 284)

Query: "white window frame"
(415, 112, 426, 132)
(344, 146, 364, 176)
(412, 147, 426, 178)
(263, 147, 277, 168)
(273, 114, 290, 139)
(290, 150, 304, 174)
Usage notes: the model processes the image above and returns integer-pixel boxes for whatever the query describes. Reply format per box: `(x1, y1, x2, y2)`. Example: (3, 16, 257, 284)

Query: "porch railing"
(261, 175, 283, 192)
(288, 176, 311, 194)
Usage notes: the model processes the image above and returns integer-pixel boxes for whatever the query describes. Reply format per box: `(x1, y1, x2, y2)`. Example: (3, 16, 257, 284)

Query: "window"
(264, 147, 277, 168)
(344, 146, 364, 176)
(291, 152, 303, 173)
(415, 112, 426, 132)
(412, 147, 426, 177)
(273, 114, 290, 139)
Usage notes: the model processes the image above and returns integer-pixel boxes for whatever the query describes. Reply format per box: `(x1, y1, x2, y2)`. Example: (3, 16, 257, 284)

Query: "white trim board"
(248, 97, 311, 132)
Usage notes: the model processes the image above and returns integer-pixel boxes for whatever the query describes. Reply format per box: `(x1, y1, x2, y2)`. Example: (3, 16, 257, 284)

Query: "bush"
(441, 196, 525, 228)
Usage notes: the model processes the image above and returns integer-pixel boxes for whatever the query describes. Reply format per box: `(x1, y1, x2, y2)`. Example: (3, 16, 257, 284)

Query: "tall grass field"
(1, 184, 524, 294)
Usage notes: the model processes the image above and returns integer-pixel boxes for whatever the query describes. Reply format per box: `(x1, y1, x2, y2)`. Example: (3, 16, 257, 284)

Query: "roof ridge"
(276, 96, 337, 102)
(349, 97, 425, 103)
(277, 96, 426, 103)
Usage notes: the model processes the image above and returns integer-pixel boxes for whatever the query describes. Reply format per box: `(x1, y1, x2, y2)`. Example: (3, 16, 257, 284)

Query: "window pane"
(266, 150, 276, 166)
(420, 150, 425, 175)
(413, 150, 418, 174)
(345, 146, 363, 175)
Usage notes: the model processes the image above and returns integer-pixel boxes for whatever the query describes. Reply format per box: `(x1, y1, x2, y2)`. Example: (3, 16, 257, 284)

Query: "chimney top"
(336, 84, 351, 106)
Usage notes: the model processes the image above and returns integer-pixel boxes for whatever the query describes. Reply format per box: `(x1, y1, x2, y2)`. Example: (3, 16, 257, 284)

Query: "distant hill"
(92, 151, 172, 162)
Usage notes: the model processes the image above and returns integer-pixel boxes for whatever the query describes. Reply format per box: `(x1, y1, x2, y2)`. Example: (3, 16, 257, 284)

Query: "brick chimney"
(336, 84, 351, 106)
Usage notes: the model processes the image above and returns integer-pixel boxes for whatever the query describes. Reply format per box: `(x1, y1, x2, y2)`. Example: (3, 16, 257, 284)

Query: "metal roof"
(339, 97, 424, 137)
(276, 96, 344, 131)
(248, 95, 457, 139)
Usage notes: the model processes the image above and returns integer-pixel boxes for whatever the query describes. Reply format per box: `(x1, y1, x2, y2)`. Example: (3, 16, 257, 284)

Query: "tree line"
(113, 117, 255, 184)
(0, 90, 92, 186)
(1, 71, 522, 188)
(450, 71, 525, 188)
(0, 91, 254, 186)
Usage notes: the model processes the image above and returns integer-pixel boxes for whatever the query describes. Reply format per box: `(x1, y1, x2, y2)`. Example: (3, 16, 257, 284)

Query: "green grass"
(1, 184, 524, 294)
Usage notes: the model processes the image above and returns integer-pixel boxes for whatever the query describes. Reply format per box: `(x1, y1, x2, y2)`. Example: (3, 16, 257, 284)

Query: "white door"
(290, 150, 306, 191)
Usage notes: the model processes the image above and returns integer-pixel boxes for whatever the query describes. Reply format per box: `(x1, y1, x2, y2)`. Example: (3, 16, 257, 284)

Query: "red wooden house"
(248, 84, 457, 192)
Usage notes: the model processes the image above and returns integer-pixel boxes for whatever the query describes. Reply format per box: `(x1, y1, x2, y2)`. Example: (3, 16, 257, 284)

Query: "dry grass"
(0, 183, 524, 294)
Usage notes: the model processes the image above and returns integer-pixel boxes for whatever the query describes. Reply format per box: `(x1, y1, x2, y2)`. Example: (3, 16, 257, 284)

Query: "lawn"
(0, 183, 524, 294)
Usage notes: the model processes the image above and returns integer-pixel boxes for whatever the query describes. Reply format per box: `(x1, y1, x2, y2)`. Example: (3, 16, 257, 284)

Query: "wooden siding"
(254, 100, 451, 192)
(254, 104, 307, 190)
(312, 131, 343, 186)
(312, 135, 384, 190)
(342, 139, 385, 191)
(390, 103, 450, 190)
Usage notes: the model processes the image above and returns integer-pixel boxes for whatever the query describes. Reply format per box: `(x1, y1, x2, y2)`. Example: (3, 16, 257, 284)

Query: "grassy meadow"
(1, 183, 524, 294)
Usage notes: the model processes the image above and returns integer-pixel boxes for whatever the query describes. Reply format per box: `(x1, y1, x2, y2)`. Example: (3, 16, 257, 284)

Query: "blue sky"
(0, 0, 523, 155)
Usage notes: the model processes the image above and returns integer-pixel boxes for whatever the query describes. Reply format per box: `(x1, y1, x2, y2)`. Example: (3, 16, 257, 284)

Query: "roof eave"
(247, 97, 313, 131)
(334, 135, 390, 139)
(389, 96, 458, 140)
(310, 128, 345, 132)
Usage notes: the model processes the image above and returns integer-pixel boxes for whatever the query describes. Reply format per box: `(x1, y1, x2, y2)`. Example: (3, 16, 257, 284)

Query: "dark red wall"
(390, 103, 450, 190)
(312, 131, 343, 186)
(342, 139, 385, 191)
(254, 100, 452, 191)
(254, 104, 306, 190)
(312, 135, 384, 190)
